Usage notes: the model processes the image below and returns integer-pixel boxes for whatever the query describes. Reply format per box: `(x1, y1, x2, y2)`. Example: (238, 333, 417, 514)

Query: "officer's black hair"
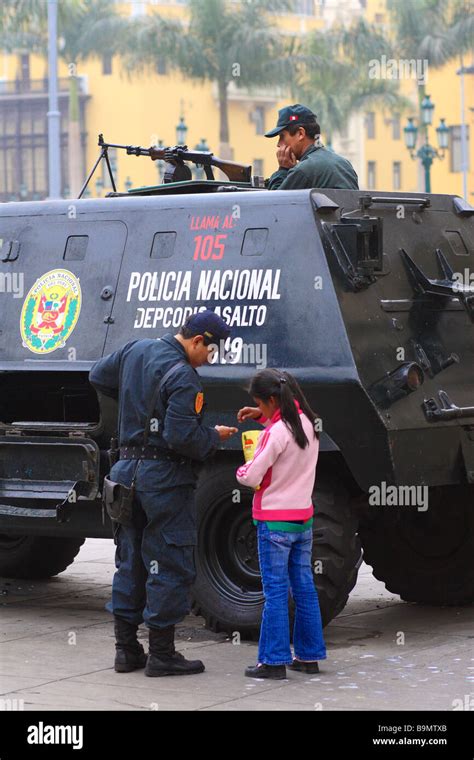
(287, 121, 320, 139)
(249, 369, 320, 449)
(180, 325, 213, 346)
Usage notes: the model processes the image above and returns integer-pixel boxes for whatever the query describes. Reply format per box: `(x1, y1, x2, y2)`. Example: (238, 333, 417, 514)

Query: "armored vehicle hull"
(0, 186, 472, 633)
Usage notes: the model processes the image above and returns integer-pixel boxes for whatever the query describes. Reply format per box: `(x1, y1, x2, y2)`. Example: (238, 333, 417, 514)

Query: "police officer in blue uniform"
(89, 310, 237, 676)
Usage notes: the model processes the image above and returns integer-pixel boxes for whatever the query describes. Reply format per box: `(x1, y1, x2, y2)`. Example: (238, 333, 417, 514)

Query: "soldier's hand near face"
(215, 425, 238, 441)
(277, 145, 297, 169)
(236, 406, 261, 423)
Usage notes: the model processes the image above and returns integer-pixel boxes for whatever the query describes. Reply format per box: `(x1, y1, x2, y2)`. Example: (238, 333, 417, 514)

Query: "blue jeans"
(256, 521, 327, 666)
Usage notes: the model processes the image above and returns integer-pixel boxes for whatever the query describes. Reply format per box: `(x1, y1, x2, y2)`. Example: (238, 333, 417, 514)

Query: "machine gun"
(79, 134, 253, 198)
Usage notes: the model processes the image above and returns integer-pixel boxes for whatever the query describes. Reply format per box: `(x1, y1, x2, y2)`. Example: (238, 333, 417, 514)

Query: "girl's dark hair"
(249, 369, 321, 449)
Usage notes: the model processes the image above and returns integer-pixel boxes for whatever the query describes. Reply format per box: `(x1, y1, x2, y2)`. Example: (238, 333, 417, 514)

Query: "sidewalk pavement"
(1, 538, 473, 711)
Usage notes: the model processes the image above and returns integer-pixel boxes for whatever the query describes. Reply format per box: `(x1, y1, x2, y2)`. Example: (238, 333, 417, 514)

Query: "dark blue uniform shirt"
(89, 334, 220, 490)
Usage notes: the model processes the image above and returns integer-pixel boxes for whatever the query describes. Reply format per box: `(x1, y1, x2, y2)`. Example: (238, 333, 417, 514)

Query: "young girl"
(236, 368, 326, 679)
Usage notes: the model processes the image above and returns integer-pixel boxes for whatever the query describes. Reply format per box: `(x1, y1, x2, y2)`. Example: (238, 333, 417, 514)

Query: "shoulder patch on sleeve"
(195, 392, 204, 414)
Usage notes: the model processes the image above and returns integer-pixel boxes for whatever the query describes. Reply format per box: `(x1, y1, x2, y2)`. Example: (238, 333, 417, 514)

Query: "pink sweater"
(236, 401, 319, 521)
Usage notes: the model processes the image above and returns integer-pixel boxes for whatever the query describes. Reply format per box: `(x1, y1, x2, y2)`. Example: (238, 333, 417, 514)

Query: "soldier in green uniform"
(265, 104, 359, 191)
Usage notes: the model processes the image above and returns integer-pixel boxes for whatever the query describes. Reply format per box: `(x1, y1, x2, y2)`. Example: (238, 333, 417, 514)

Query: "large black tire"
(0, 535, 85, 579)
(191, 462, 362, 637)
(359, 484, 474, 605)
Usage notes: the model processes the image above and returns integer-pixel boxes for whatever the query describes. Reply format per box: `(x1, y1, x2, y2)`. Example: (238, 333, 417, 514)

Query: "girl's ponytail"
(278, 375, 309, 449)
(282, 372, 321, 441)
(249, 369, 320, 449)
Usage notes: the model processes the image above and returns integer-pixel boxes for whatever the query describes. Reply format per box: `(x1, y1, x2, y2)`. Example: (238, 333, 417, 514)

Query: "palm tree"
(387, 0, 474, 103)
(58, 0, 127, 194)
(0, 0, 125, 196)
(290, 19, 412, 146)
(121, 0, 291, 157)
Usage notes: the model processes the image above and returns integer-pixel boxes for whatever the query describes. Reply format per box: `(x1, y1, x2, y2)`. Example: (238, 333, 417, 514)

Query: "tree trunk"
(68, 74, 83, 197)
(218, 78, 232, 163)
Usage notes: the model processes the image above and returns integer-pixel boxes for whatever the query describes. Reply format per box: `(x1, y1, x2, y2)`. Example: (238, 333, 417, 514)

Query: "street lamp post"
(194, 138, 209, 179)
(403, 95, 450, 193)
(176, 116, 188, 147)
(47, 0, 61, 199)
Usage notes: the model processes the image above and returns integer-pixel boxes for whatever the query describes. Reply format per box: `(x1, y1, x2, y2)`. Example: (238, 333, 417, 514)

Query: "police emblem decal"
(20, 269, 82, 354)
(195, 392, 204, 414)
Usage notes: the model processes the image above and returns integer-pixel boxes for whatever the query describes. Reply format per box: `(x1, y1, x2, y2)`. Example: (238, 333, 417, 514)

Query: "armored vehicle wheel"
(359, 484, 474, 605)
(192, 463, 362, 637)
(0, 535, 85, 579)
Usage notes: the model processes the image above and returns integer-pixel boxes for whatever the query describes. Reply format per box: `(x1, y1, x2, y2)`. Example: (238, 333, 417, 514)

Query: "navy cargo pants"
(109, 483, 197, 630)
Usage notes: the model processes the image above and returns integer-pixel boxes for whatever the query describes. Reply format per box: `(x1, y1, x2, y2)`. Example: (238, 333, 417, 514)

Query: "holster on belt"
(102, 472, 138, 528)
(107, 436, 119, 468)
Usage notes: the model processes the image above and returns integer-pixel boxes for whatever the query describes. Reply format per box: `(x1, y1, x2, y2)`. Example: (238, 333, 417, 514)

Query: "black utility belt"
(119, 445, 190, 463)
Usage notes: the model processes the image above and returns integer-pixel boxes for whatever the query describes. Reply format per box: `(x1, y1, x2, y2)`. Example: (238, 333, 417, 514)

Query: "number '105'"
(193, 234, 227, 260)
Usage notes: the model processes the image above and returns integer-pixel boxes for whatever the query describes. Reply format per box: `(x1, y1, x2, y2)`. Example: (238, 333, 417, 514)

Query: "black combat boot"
(114, 616, 147, 673)
(145, 625, 205, 677)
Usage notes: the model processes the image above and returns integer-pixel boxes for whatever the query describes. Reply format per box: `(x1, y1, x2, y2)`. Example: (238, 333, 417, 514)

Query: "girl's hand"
(237, 406, 261, 423)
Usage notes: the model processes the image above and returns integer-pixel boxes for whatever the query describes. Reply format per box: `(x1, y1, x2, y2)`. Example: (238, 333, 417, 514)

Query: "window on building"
(393, 161, 402, 190)
(366, 112, 375, 139)
(20, 54, 30, 82)
(156, 57, 168, 76)
(294, 0, 316, 14)
(449, 125, 470, 173)
(0, 100, 75, 201)
(392, 115, 401, 140)
(253, 159, 264, 178)
(367, 161, 377, 189)
(130, 1, 146, 15)
(102, 54, 113, 76)
(253, 106, 265, 136)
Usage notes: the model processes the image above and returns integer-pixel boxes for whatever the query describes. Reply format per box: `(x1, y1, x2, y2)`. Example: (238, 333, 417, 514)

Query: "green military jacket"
(267, 143, 359, 190)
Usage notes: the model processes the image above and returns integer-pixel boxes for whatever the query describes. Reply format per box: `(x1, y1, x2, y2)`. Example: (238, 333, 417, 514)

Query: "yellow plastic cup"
(242, 430, 261, 462)
(241, 430, 262, 491)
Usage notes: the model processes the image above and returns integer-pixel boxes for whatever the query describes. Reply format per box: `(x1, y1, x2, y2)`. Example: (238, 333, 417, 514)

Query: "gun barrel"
(98, 135, 150, 156)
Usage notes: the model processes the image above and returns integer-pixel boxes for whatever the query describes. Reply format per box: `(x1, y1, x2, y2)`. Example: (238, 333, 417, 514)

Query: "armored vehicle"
(0, 179, 473, 636)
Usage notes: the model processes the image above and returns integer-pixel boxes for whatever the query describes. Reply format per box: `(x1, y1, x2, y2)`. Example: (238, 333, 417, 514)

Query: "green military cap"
(264, 104, 317, 138)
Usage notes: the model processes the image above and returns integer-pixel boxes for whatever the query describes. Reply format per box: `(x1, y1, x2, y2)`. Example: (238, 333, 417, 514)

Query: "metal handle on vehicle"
(422, 390, 474, 421)
(359, 195, 430, 211)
